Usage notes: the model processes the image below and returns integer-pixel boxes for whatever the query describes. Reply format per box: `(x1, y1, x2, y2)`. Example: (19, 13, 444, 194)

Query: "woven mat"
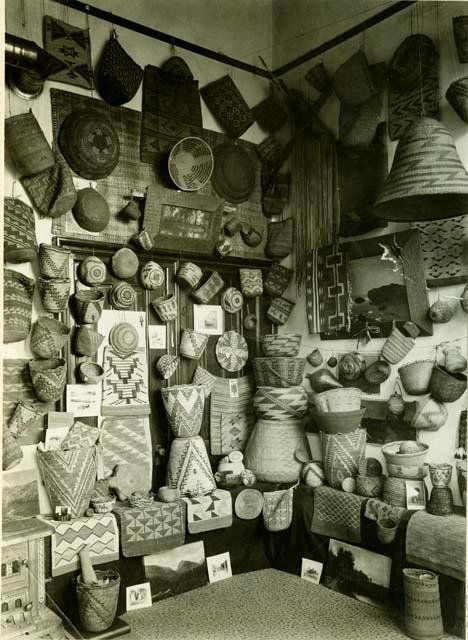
(50, 88, 152, 244)
(101, 347, 151, 416)
(113, 500, 185, 557)
(39, 513, 119, 576)
(210, 375, 255, 455)
(3, 360, 54, 444)
(364, 498, 406, 524)
(311, 486, 365, 543)
(44, 16, 94, 89)
(182, 489, 232, 534)
(406, 511, 466, 582)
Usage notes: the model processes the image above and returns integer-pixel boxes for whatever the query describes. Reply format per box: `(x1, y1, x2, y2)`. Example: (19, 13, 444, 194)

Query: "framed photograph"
(325, 539, 392, 609)
(206, 552, 232, 584)
(126, 583, 152, 611)
(2, 468, 40, 522)
(66, 384, 101, 417)
(406, 480, 426, 510)
(143, 541, 207, 602)
(301, 558, 323, 585)
(144, 182, 224, 255)
(193, 305, 224, 335)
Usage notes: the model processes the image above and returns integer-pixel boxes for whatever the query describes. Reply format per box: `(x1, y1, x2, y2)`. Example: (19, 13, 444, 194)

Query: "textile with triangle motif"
(113, 500, 185, 557)
(44, 16, 94, 89)
(101, 347, 150, 416)
(182, 489, 232, 533)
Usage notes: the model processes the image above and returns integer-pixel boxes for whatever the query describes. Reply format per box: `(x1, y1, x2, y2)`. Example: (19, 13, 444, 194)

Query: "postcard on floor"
(206, 551, 232, 584)
(301, 558, 323, 585)
(126, 582, 152, 611)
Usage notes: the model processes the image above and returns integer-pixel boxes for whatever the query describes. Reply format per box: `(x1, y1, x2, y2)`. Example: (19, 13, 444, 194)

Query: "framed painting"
(144, 181, 224, 255)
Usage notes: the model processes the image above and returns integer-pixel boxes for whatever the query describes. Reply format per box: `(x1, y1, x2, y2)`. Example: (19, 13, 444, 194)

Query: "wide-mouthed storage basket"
(76, 570, 120, 633)
(311, 387, 361, 413)
(309, 407, 366, 434)
(30, 316, 70, 358)
(261, 333, 302, 357)
(39, 243, 70, 279)
(253, 357, 305, 387)
(161, 384, 206, 437)
(29, 357, 67, 402)
(429, 366, 467, 403)
(179, 329, 209, 360)
(398, 360, 434, 395)
(253, 385, 308, 420)
(73, 289, 105, 324)
(382, 441, 429, 467)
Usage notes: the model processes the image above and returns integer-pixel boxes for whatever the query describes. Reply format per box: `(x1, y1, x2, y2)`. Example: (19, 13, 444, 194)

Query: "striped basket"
(312, 387, 362, 413)
(403, 569, 443, 640)
(381, 325, 415, 364)
(446, 78, 468, 124)
(179, 329, 209, 360)
(30, 316, 70, 358)
(383, 476, 408, 508)
(261, 334, 302, 357)
(253, 357, 306, 388)
(253, 386, 308, 420)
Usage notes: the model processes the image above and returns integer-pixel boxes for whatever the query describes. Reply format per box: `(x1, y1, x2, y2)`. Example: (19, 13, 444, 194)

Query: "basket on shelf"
(428, 486, 454, 516)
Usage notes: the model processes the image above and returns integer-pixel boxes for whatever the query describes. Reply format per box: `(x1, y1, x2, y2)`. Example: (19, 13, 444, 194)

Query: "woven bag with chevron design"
(4, 269, 35, 343)
(4, 198, 37, 263)
(161, 384, 206, 437)
(320, 428, 367, 489)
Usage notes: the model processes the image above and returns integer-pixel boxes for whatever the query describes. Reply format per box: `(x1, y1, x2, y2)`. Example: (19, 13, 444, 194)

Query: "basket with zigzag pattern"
(179, 329, 209, 360)
(76, 570, 120, 632)
(29, 357, 67, 402)
(161, 384, 206, 437)
(38, 277, 70, 313)
(320, 428, 367, 489)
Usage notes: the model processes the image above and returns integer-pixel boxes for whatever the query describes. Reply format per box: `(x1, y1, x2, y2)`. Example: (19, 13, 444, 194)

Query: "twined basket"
(4, 198, 37, 263)
(76, 570, 120, 633)
(30, 316, 70, 358)
(403, 569, 443, 640)
(179, 329, 209, 360)
(320, 428, 367, 489)
(192, 366, 217, 397)
(5, 111, 55, 177)
(261, 334, 301, 357)
(266, 297, 294, 325)
(166, 435, 216, 496)
(74, 326, 105, 357)
(37, 446, 96, 517)
(4, 269, 35, 343)
(176, 262, 203, 290)
(383, 476, 409, 507)
(152, 294, 177, 322)
(253, 386, 308, 420)
(398, 360, 434, 395)
(161, 384, 206, 437)
(244, 418, 307, 483)
(97, 31, 143, 106)
(29, 357, 67, 402)
(446, 78, 468, 124)
(192, 271, 224, 304)
(39, 244, 70, 279)
(38, 277, 70, 313)
(239, 268, 263, 298)
(73, 290, 105, 324)
(311, 387, 362, 413)
(382, 325, 415, 364)
(253, 357, 305, 388)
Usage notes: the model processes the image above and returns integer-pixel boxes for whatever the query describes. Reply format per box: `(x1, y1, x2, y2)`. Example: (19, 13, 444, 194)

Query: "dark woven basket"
(403, 569, 443, 640)
(97, 33, 143, 106)
(4, 270, 35, 343)
(446, 78, 468, 124)
(428, 486, 454, 516)
(265, 218, 293, 259)
(5, 111, 55, 177)
(4, 198, 37, 263)
(76, 570, 120, 632)
(453, 16, 468, 63)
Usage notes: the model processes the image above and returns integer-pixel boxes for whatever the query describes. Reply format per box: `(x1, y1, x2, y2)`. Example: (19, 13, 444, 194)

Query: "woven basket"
(398, 360, 434, 395)
(73, 188, 111, 232)
(453, 16, 468, 63)
(21, 153, 77, 219)
(411, 397, 447, 432)
(382, 325, 415, 364)
(266, 298, 295, 326)
(31, 316, 70, 358)
(111, 247, 139, 279)
(377, 517, 398, 544)
(446, 78, 468, 124)
(179, 329, 209, 360)
(109, 282, 136, 310)
(305, 62, 332, 93)
(261, 334, 302, 357)
(311, 387, 361, 413)
(161, 384, 206, 437)
(140, 261, 165, 290)
(78, 362, 104, 385)
(320, 428, 367, 489)
(76, 571, 120, 633)
(74, 326, 105, 357)
(97, 32, 143, 106)
(456, 459, 466, 509)
(355, 474, 385, 498)
(382, 441, 429, 467)
(4, 198, 37, 263)
(265, 218, 293, 259)
(29, 357, 67, 402)
(429, 366, 467, 403)
(38, 244, 70, 279)
(176, 262, 203, 289)
(403, 569, 443, 640)
(168, 137, 214, 190)
(3, 429, 23, 471)
(109, 322, 138, 356)
(73, 289, 105, 324)
(386, 463, 428, 479)
(244, 418, 307, 483)
(339, 92, 383, 148)
(156, 355, 179, 380)
(192, 271, 224, 304)
(252, 92, 288, 133)
(253, 357, 305, 388)
(192, 366, 216, 397)
(4, 269, 35, 343)
(428, 486, 454, 516)
(8, 401, 42, 438)
(239, 268, 263, 298)
(5, 111, 55, 177)
(38, 277, 70, 313)
(78, 256, 107, 286)
(166, 435, 216, 496)
(332, 50, 376, 105)
(309, 407, 366, 435)
(264, 262, 293, 298)
(383, 476, 408, 507)
(253, 386, 308, 420)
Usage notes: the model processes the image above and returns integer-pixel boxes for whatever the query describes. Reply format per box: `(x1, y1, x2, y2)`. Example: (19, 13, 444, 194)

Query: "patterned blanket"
(40, 513, 119, 576)
(364, 498, 406, 524)
(101, 347, 150, 416)
(182, 489, 232, 534)
(311, 486, 365, 543)
(113, 500, 185, 557)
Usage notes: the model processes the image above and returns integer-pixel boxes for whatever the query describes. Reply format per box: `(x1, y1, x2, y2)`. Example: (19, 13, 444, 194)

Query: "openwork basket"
(76, 570, 120, 633)
(179, 329, 209, 360)
(168, 137, 214, 191)
(31, 316, 70, 358)
(403, 569, 443, 640)
(253, 357, 305, 388)
(261, 334, 302, 357)
(311, 387, 362, 413)
(253, 386, 308, 420)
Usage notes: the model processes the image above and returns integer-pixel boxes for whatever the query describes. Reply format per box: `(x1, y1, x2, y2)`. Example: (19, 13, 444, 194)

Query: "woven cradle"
(382, 325, 415, 364)
(176, 262, 203, 289)
(239, 268, 263, 298)
(429, 366, 467, 403)
(74, 326, 105, 357)
(5, 111, 55, 177)
(179, 329, 209, 360)
(312, 387, 361, 413)
(253, 386, 308, 420)
(266, 298, 295, 326)
(166, 435, 216, 496)
(38, 277, 70, 313)
(73, 289, 105, 324)
(403, 569, 443, 640)
(31, 316, 70, 358)
(4, 198, 37, 263)
(37, 446, 96, 517)
(428, 486, 454, 516)
(244, 418, 307, 483)
(76, 570, 120, 633)
(38, 243, 70, 279)
(261, 334, 302, 357)
(192, 271, 224, 303)
(29, 357, 67, 402)
(398, 360, 434, 395)
(320, 428, 367, 489)
(161, 384, 206, 437)
(446, 78, 468, 124)
(4, 270, 35, 343)
(253, 357, 305, 388)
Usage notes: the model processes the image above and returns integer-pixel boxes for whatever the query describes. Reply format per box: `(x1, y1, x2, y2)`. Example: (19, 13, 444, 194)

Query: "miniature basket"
(161, 383, 206, 437)
(253, 357, 306, 388)
(38, 277, 70, 313)
(168, 137, 214, 191)
(381, 325, 415, 364)
(382, 440, 429, 467)
(30, 316, 70, 358)
(377, 517, 398, 545)
(446, 77, 468, 124)
(179, 329, 209, 360)
(73, 289, 105, 324)
(152, 294, 178, 322)
(309, 407, 366, 435)
(156, 355, 179, 380)
(403, 569, 443, 640)
(311, 387, 362, 413)
(398, 360, 434, 395)
(29, 357, 67, 402)
(355, 474, 385, 498)
(38, 244, 70, 279)
(192, 271, 225, 304)
(429, 366, 467, 403)
(79, 362, 104, 385)
(253, 386, 308, 420)
(76, 570, 120, 633)
(4, 270, 35, 343)
(261, 334, 302, 357)
(90, 496, 116, 514)
(176, 262, 203, 289)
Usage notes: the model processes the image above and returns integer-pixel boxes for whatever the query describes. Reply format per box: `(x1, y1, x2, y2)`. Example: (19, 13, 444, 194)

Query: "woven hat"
(111, 247, 139, 279)
(453, 16, 468, 63)
(109, 282, 136, 309)
(161, 55, 194, 79)
(109, 322, 139, 356)
(332, 50, 376, 105)
(4, 270, 35, 343)
(389, 34, 437, 91)
(373, 118, 468, 221)
(21, 154, 77, 218)
(97, 31, 143, 106)
(446, 78, 468, 124)
(211, 142, 255, 204)
(73, 188, 110, 232)
(168, 137, 214, 191)
(59, 109, 120, 180)
(31, 316, 70, 358)
(78, 255, 107, 286)
(200, 74, 254, 138)
(4, 198, 37, 263)
(5, 111, 55, 177)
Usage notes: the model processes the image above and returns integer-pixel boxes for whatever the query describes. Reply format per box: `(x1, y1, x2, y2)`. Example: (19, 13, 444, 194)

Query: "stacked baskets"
(244, 334, 308, 482)
(382, 440, 430, 507)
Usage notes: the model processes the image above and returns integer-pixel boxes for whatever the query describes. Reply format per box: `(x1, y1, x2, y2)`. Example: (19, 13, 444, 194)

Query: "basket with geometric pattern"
(261, 334, 302, 357)
(76, 570, 120, 633)
(253, 357, 305, 388)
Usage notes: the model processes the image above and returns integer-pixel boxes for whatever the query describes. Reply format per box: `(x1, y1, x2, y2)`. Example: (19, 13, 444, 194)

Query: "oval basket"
(261, 334, 302, 357)
(253, 357, 306, 388)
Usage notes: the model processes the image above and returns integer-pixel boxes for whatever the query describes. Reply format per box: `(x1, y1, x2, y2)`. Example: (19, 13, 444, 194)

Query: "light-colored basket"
(386, 463, 428, 479)
(152, 294, 178, 322)
(377, 517, 398, 545)
(156, 355, 179, 380)
(382, 325, 415, 364)
(29, 357, 67, 402)
(30, 316, 70, 358)
(429, 366, 467, 403)
(192, 366, 216, 397)
(253, 357, 306, 388)
(266, 297, 294, 326)
(176, 262, 203, 289)
(90, 496, 116, 513)
(239, 268, 263, 298)
(383, 476, 408, 507)
(403, 569, 443, 640)
(192, 271, 225, 304)
(428, 463, 452, 488)
(76, 570, 120, 633)
(261, 334, 302, 357)
(398, 360, 434, 395)
(78, 362, 104, 385)
(311, 387, 362, 413)
(382, 441, 429, 467)
(320, 428, 367, 489)
(38, 243, 70, 279)
(253, 386, 308, 420)
(73, 289, 105, 324)
(161, 384, 206, 437)
(179, 329, 209, 360)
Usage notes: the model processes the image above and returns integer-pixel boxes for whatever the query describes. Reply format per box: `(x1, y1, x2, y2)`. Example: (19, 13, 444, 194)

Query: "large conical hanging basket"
(4, 269, 35, 343)
(4, 198, 37, 263)
(37, 447, 96, 517)
(373, 118, 468, 221)
(403, 569, 443, 640)
(29, 357, 67, 402)
(166, 435, 216, 496)
(5, 111, 55, 177)
(76, 570, 120, 633)
(320, 428, 366, 489)
(30, 316, 70, 358)
(161, 384, 206, 437)
(244, 418, 307, 483)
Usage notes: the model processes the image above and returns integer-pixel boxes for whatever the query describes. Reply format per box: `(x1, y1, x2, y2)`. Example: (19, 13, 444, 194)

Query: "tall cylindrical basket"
(76, 570, 120, 633)
(403, 568, 443, 640)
